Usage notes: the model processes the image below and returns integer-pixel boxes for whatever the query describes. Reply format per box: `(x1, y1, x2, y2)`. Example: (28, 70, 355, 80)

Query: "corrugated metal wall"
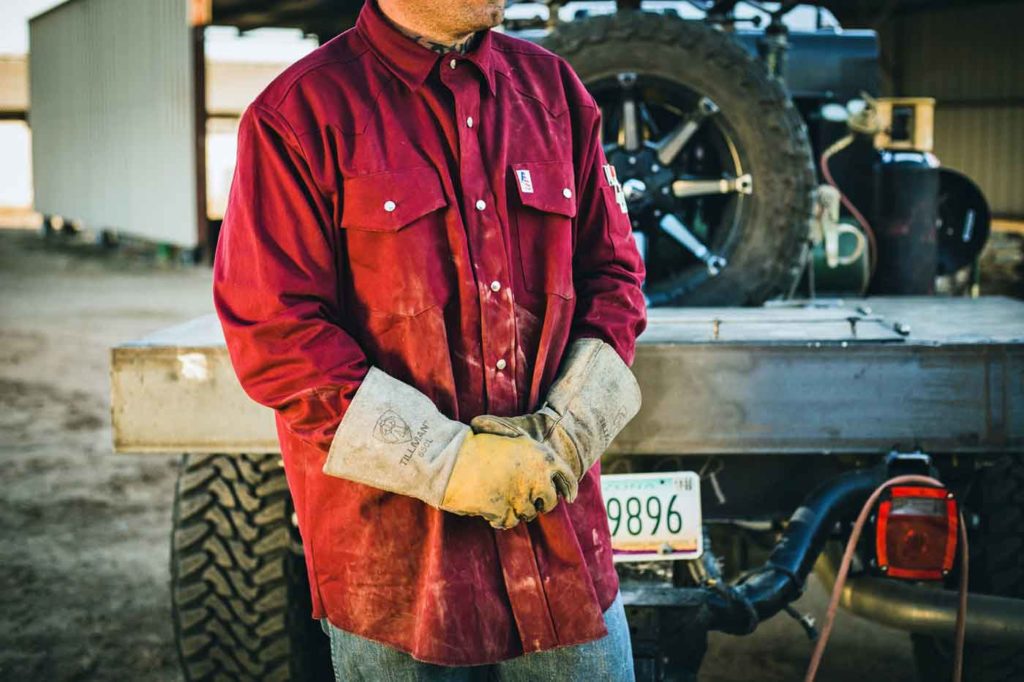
(885, 1, 1024, 218)
(29, 0, 199, 247)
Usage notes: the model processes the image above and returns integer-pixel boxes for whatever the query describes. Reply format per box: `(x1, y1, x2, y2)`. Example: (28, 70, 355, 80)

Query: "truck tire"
(542, 11, 815, 306)
(171, 453, 331, 681)
(911, 455, 1024, 681)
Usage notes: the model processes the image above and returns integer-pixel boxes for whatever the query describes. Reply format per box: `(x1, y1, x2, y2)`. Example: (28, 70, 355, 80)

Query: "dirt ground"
(0, 226, 926, 681)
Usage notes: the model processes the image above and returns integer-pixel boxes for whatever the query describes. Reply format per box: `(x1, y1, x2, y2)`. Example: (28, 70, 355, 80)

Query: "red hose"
(804, 474, 968, 682)
(820, 137, 879, 279)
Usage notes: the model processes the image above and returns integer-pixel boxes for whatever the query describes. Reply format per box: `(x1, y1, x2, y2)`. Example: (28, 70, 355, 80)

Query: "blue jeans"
(320, 591, 634, 681)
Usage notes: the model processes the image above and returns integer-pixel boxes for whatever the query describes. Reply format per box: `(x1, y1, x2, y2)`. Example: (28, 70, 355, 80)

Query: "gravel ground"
(0, 227, 920, 681)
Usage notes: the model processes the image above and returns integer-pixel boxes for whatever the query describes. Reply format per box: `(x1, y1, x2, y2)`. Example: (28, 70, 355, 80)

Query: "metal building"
(29, 0, 204, 248)
(878, 1, 1024, 219)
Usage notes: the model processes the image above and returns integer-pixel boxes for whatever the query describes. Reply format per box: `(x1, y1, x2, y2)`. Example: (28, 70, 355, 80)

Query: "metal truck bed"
(110, 296, 1024, 455)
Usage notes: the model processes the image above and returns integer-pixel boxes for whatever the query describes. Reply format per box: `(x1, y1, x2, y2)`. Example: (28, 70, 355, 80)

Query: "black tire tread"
(170, 453, 329, 682)
(962, 456, 1024, 680)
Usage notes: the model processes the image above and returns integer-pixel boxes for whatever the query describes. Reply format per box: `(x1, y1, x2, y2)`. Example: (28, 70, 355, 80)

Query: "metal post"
(191, 23, 209, 264)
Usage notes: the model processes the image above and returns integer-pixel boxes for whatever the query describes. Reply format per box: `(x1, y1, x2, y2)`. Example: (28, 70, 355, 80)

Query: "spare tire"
(541, 11, 815, 306)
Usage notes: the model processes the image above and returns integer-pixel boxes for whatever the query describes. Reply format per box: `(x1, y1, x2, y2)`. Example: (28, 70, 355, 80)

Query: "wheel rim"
(588, 71, 753, 305)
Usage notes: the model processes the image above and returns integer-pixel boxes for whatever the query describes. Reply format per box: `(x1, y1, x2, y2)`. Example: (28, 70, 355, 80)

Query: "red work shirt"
(213, 0, 647, 666)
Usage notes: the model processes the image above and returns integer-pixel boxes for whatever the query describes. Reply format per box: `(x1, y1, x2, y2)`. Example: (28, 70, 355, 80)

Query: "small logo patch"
(373, 409, 413, 444)
(516, 169, 534, 194)
(602, 164, 629, 214)
(602, 163, 620, 189)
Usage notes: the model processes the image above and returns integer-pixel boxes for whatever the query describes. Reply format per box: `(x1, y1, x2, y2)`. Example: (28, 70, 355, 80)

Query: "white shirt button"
(449, 58, 457, 69)
(383, 200, 396, 212)
(475, 199, 486, 211)
(562, 188, 573, 198)
(467, 116, 474, 128)
(490, 280, 501, 292)
(495, 358, 507, 370)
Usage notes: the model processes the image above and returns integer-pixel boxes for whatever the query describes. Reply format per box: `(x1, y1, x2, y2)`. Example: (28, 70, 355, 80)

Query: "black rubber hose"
(708, 468, 885, 632)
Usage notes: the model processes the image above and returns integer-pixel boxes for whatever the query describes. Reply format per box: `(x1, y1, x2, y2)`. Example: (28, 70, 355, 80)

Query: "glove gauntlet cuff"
(543, 338, 642, 475)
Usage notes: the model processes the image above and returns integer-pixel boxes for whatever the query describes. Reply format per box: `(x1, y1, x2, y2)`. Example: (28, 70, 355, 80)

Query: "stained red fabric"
(212, 0, 647, 666)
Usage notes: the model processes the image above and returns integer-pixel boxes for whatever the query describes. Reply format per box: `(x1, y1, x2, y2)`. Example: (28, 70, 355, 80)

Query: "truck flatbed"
(111, 296, 1024, 456)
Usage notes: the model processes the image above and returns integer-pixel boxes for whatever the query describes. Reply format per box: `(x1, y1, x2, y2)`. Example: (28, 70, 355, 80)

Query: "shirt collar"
(356, 0, 498, 96)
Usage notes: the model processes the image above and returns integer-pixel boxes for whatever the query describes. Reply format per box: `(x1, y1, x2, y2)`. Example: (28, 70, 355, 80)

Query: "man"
(213, 0, 647, 677)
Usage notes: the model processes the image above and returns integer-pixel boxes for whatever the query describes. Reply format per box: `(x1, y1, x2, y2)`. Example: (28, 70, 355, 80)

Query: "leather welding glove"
(469, 338, 642, 503)
(322, 366, 576, 529)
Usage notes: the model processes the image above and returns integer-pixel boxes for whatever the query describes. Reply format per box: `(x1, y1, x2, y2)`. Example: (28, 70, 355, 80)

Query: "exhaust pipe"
(814, 544, 1024, 645)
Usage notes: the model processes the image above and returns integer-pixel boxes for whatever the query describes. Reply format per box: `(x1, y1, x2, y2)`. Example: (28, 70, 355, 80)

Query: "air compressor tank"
(868, 149, 941, 294)
(867, 98, 941, 295)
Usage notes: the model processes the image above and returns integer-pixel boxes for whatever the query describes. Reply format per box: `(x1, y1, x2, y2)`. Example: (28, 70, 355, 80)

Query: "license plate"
(600, 472, 703, 562)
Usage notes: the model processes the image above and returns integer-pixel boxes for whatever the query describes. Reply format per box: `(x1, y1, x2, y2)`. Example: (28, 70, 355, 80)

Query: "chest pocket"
(509, 160, 577, 300)
(340, 165, 453, 316)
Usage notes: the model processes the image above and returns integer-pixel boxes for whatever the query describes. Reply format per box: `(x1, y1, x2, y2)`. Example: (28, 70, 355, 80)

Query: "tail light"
(874, 485, 958, 580)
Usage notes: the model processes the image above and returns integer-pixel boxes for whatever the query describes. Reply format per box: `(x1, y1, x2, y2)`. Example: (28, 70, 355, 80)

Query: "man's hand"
(322, 366, 578, 530)
(470, 338, 642, 503)
(441, 432, 576, 530)
(468, 409, 581, 492)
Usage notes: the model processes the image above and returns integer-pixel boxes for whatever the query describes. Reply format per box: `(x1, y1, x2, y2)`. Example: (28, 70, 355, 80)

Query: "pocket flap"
(510, 161, 577, 218)
(341, 166, 448, 232)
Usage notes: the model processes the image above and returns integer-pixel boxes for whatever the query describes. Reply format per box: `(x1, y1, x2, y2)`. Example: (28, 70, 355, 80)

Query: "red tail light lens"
(875, 486, 958, 580)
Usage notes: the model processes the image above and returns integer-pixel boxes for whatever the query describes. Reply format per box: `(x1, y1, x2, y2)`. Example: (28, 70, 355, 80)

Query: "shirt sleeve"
(567, 75, 649, 367)
(213, 102, 369, 451)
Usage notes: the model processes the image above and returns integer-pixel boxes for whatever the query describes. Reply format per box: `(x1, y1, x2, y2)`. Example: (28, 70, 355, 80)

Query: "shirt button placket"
(445, 59, 516, 411)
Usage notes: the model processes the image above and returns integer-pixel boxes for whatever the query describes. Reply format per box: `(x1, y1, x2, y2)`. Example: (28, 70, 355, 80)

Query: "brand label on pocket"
(516, 169, 534, 194)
